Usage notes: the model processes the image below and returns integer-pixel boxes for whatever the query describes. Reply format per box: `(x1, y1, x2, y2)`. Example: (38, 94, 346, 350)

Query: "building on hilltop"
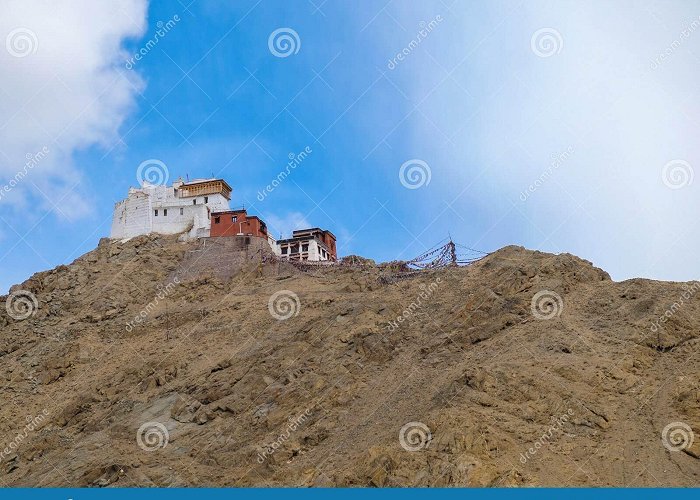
(210, 208, 277, 249)
(110, 178, 232, 240)
(277, 228, 337, 262)
(110, 178, 337, 262)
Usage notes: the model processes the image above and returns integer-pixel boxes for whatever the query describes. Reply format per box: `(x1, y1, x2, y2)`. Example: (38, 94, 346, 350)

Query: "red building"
(209, 207, 337, 262)
(210, 209, 269, 239)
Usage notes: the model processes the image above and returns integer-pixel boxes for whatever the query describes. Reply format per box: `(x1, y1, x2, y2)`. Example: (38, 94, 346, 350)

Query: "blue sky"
(1, 0, 699, 293)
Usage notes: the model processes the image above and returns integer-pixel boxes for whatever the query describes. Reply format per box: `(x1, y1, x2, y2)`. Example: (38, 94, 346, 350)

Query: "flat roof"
(292, 227, 336, 240)
(211, 209, 247, 215)
(180, 178, 233, 192)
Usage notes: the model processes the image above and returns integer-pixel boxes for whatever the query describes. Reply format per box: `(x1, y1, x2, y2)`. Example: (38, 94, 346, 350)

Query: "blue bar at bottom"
(0, 487, 690, 500)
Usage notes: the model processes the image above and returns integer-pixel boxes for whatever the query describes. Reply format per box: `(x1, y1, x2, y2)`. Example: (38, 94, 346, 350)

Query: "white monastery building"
(110, 178, 231, 240)
(110, 178, 338, 262)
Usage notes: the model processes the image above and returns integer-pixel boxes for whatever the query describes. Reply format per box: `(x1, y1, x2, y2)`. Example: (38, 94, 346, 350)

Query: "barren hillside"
(1, 235, 699, 486)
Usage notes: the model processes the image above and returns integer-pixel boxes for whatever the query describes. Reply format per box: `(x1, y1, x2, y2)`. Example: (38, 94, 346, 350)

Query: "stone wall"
(173, 236, 287, 282)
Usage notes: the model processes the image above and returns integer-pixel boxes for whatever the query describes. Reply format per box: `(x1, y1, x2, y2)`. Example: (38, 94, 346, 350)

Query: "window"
(193, 199, 197, 205)
(163, 209, 168, 216)
(214, 216, 220, 224)
(154, 209, 158, 216)
(204, 196, 208, 203)
(302, 244, 309, 252)
(232, 215, 238, 222)
(281, 247, 288, 255)
(180, 208, 184, 215)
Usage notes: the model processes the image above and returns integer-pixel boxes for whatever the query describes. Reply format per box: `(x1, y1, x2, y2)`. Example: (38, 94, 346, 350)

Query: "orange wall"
(210, 210, 268, 238)
(321, 231, 337, 260)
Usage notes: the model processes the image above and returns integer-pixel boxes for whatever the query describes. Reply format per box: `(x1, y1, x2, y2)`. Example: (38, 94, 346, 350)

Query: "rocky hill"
(1, 235, 699, 487)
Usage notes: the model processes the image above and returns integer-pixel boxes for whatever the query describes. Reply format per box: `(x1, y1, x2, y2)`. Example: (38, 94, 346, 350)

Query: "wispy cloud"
(0, 0, 148, 221)
(264, 211, 312, 240)
(386, 0, 700, 280)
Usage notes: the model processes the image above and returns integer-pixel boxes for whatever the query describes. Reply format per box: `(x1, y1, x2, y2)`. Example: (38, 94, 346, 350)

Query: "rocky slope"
(1, 235, 699, 487)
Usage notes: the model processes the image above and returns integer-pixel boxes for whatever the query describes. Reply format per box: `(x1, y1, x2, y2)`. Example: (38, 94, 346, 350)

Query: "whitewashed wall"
(110, 183, 231, 240)
(110, 191, 151, 239)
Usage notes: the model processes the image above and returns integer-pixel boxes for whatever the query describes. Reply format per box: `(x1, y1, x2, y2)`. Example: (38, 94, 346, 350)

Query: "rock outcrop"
(1, 235, 699, 486)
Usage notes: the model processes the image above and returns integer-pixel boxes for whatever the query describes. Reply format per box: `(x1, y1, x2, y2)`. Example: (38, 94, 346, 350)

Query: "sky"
(1, 0, 699, 293)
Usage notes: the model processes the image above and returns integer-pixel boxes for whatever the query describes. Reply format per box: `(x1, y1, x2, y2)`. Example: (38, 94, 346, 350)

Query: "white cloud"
(387, 1, 700, 280)
(0, 0, 148, 221)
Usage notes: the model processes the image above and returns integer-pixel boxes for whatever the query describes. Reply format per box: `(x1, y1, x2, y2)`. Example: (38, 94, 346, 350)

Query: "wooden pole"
(449, 240, 457, 266)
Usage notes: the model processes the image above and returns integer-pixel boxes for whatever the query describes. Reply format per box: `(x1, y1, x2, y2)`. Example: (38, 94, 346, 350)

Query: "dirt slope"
(1, 235, 699, 487)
